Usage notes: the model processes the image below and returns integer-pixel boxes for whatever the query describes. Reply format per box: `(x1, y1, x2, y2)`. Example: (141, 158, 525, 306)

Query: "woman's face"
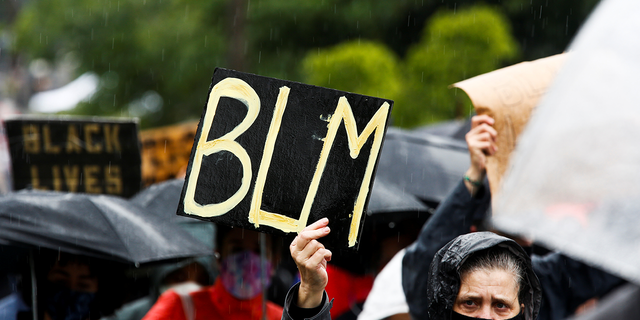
(453, 268, 521, 320)
(47, 261, 98, 293)
(219, 228, 273, 261)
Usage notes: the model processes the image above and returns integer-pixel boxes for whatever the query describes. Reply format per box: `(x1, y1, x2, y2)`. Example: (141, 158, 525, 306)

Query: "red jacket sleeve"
(142, 290, 187, 320)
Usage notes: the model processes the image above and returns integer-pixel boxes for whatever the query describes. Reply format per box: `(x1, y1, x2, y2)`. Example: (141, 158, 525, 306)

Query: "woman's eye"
(464, 300, 475, 307)
(495, 303, 507, 309)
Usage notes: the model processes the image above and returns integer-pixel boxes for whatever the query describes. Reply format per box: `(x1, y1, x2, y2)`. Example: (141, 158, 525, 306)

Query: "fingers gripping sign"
(466, 116, 498, 172)
(290, 217, 333, 308)
(465, 115, 498, 194)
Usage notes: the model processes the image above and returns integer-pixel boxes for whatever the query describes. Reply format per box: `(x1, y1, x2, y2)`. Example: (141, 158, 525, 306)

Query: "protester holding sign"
(279, 115, 624, 320)
(283, 220, 541, 320)
(402, 115, 624, 320)
(153, 68, 391, 320)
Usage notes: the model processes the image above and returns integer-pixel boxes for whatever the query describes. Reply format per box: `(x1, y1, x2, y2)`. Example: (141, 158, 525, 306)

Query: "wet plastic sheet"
(493, 0, 640, 285)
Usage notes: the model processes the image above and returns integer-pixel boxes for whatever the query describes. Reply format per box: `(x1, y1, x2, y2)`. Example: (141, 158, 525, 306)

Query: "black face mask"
(451, 310, 524, 320)
(44, 285, 96, 320)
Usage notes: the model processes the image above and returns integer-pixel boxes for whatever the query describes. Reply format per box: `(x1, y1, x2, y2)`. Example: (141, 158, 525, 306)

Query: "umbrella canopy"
(367, 177, 430, 216)
(412, 118, 471, 142)
(493, 0, 640, 284)
(375, 127, 469, 205)
(0, 190, 211, 265)
(131, 179, 195, 225)
(129, 179, 218, 301)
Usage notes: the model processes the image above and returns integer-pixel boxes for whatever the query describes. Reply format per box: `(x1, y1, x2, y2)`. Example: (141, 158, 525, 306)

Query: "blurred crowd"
(0, 115, 627, 320)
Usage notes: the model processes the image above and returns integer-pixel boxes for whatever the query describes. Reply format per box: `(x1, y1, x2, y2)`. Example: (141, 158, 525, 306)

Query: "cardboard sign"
(178, 69, 392, 248)
(452, 53, 567, 202)
(5, 116, 142, 197)
(140, 121, 198, 186)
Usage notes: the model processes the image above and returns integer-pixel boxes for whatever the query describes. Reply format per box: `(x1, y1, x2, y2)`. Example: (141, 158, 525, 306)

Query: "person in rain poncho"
(402, 115, 624, 320)
(425, 232, 541, 320)
(281, 219, 541, 320)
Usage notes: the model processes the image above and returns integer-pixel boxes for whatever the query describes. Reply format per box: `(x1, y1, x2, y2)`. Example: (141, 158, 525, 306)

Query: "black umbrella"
(375, 127, 470, 206)
(131, 179, 215, 249)
(131, 179, 191, 224)
(129, 178, 217, 280)
(131, 179, 212, 226)
(364, 176, 433, 228)
(368, 177, 430, 215)
(0, 190, 211, 265)
(412, 117, 471, 142)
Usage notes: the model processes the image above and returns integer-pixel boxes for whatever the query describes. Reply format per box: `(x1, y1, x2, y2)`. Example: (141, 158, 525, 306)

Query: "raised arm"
(402, 115, 496, 320)
(463, 114, 497, 196)
(282, 218, 334, 320)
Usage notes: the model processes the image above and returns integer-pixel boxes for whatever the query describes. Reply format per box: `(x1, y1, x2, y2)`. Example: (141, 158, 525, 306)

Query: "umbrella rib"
(85, 197, 135, 263)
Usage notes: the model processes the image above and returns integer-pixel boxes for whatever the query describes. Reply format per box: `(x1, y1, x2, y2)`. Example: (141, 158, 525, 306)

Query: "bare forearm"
(297, 282, 325, 308)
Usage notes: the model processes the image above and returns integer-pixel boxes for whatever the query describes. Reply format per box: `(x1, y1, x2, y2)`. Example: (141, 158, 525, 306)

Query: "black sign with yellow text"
(5, 116, 141, 198)
(178, 69, 392, 249)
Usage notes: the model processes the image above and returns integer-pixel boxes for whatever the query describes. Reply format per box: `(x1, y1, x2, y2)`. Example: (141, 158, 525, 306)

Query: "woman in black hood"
(427, 232, 542, 320)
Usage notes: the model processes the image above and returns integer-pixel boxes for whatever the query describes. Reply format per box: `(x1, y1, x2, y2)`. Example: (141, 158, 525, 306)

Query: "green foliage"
(302, 41, 402, 101)
(11, 0, 598, 129)
(12, 0, 427, 127)
(397, 5, 519, 127)
(14, 0, 227, 128)
(245, 0, 431, 80)
(300, 5, 519, 128)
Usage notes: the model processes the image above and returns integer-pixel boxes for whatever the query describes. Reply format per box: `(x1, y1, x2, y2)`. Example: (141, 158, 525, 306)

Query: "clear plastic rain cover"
(493, 0, 640, 285)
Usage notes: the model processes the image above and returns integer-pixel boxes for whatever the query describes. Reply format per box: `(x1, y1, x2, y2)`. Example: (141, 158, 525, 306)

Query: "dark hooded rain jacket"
(426, 232, 542, 320)
(403, 180, 624, 320)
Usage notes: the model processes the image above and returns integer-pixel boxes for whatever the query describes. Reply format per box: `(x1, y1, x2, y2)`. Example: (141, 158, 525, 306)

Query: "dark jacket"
(281, 283, 332, 320)
(426, 232, 542, 320)
(567, 283, 640, 320)
(402, 180, 624, 320)
(532, 253, 625, 320)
